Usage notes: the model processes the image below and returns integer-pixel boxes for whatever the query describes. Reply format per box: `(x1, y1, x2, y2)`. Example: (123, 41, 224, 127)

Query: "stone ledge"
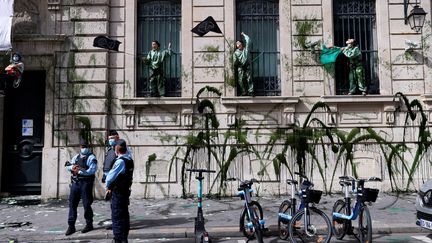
(321, 95, 398, 104)
(421, 94, 432, 104)
(13, 34, 67, 42)
(221, 96, 300, 105)
(120, 97, 196, 106)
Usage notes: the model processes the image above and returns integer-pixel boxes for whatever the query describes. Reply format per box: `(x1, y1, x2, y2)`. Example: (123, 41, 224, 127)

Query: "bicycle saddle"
(239, 178, 259, 188)
(339, 180, 352, 186)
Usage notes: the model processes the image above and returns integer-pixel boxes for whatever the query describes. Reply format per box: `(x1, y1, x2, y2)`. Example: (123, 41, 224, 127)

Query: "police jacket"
(105, 154, 134, 193)
(103, 147, 117, 173)
(67, 153, 98, 180)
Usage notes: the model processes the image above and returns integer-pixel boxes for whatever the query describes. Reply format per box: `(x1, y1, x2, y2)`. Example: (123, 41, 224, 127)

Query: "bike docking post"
(186, 168, 216, 243)
(195, 171, 205, 233)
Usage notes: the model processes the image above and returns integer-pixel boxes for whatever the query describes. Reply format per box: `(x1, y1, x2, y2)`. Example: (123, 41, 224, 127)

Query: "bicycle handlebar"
(227, 177, 260, 184)
(186, 169, 216, 173)
(294, 172, 309, 181)
(339, 175, 382, 183)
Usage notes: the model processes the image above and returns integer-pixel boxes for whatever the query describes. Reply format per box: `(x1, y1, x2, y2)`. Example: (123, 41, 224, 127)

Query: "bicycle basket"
(305, 189, 322, 204)
(361, 188, 379, 202)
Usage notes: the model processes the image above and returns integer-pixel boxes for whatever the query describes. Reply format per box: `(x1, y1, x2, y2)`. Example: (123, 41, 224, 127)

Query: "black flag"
(93, 36, 121, 51)
(191, 16, 222, 37)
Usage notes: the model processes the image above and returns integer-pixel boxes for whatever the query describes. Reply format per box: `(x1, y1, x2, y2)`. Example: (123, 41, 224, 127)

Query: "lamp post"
(404, 0, 427, 32)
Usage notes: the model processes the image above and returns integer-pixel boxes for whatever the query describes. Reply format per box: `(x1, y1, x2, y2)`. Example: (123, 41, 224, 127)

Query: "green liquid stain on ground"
(386, 207, 407, 213)
(180, 204, 195, 209)
(386, 236, 412, 242)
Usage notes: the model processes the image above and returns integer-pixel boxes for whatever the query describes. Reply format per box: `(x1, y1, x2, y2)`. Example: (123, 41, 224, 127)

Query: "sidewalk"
(0, 193, 427, 241)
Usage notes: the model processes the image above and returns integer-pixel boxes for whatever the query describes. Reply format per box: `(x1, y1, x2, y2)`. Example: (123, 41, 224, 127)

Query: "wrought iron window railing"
(333, 0, 379, 95)
(236, 0, 281, 96)
(137, 0, 181, 97)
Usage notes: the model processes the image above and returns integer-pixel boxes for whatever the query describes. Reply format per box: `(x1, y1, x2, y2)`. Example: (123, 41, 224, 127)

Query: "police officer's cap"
(116, 139, 127, 150)
(79, 138, 89, 147)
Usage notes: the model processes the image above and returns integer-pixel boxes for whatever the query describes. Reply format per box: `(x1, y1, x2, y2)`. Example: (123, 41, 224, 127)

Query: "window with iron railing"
(236, 0, 280, 96)
(137, 0, 181, 97)
(333, 0, 379, 95)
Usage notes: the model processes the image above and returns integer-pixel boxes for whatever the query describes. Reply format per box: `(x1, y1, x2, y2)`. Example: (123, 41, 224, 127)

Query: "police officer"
(102, 130, 120, 183)
(65, 139, 97, 236)
(105, 139, 134, 243)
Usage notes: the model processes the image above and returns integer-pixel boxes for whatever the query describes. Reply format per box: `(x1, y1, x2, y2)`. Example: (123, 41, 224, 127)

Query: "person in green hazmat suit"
(142, 40, 172, 97)
(233, 32, 253, 96)
(331, 38, 366, 95)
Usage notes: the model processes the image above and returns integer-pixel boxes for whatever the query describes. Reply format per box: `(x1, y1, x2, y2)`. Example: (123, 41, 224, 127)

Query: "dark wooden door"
(1, 71, 45, 194)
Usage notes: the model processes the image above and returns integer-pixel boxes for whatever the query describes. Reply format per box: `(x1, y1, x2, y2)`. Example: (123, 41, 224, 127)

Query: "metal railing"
(250, 51, 281, 96)
(136, 53, 182, 97)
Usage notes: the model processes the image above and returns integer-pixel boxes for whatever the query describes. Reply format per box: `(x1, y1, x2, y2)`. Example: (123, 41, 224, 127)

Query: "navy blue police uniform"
(106, 139, 134, 242)
(65, 140, 97, 236)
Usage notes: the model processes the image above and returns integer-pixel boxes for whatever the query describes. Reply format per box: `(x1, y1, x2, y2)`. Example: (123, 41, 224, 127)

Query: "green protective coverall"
(145, 48, 172, 97)
(342, 45, 366, 94)
(233, 34, 253, 96)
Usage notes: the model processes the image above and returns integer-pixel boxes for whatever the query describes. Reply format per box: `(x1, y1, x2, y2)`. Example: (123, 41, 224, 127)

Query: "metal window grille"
(333, 0, 379, 95)
(137, 0, 181, 97)
(236, 0, 281, 96)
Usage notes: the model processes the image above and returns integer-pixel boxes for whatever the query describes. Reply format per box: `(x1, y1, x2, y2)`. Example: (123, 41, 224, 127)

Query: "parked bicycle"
(187, 168, 216, 243)
(278, 175, 301, 240)
(228, 177, 265, 243)
(332, 175, 381, 243)
(285, 172, 332, 243)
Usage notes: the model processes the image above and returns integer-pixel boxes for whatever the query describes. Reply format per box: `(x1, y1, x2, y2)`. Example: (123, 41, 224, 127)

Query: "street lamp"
(404, 0, 427, 32)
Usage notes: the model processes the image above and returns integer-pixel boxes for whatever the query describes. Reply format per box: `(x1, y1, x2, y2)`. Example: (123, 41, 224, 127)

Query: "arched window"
(236, 0, 280, 96)
(333, 0, 379, 95)
(137, 0, 181, 97)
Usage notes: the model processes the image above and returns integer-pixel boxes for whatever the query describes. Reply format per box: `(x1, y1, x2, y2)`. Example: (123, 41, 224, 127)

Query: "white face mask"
(108, 139, 116, 146)
(80, 148, 90, 155)
(12, 55, 20, 62)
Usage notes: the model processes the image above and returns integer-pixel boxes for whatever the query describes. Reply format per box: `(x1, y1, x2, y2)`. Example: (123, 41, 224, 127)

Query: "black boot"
(65, 225, 76, 236)
(81, 224, 93, 233)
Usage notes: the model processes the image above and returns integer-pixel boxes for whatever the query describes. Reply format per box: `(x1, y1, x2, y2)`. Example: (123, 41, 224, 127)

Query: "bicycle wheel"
(358, 206, 372, 243)
(240, 201, 264, 240)
(332, 199, 348, 240)
(289, 207, 332, 243)
(278, 200, 292, 240)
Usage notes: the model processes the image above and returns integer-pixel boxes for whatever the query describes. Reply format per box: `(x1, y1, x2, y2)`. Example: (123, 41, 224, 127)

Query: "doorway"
(1, 70, 46, 194)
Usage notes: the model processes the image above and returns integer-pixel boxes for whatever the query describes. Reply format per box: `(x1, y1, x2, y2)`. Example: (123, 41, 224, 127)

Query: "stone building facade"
(0, 0, 431, 199)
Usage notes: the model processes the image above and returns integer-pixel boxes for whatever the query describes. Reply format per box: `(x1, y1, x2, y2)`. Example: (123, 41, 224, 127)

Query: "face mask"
(108, 139, 116, 146)
(80, 148, 90, 155)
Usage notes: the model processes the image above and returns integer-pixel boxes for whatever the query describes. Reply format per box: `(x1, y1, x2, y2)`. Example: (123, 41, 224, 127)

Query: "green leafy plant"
(267, 102, 337, 193)
(295, 19, 319, 49)
(393, 92, 432, 190)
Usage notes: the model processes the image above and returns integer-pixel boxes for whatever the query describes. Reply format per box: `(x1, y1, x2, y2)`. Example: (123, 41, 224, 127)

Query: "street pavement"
(0, 193, 429, 242)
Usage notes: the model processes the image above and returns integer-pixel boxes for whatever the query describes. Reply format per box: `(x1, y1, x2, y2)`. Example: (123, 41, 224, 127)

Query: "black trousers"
(111, 190, 130, 241)
(68, 180, 94, 226)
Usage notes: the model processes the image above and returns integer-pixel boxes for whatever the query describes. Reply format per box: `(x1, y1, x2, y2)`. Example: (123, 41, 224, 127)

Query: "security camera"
(405, 39, 419, 52)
